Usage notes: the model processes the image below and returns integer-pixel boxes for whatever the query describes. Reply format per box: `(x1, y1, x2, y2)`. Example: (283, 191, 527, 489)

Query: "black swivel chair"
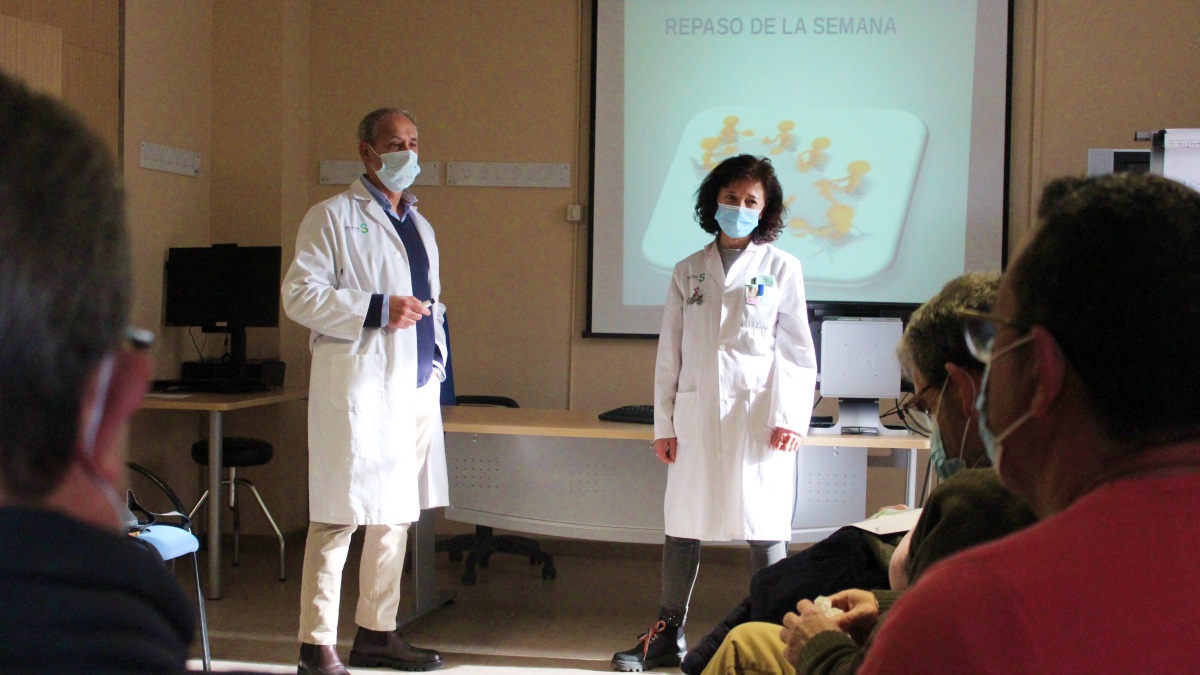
(435, 316, 557, 585)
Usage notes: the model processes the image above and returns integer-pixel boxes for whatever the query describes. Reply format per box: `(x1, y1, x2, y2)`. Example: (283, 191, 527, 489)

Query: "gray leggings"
(659, 535, 787, 623)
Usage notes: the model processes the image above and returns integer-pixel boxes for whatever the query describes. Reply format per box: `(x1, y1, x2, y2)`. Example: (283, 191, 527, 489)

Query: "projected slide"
(641, 107, 927, 285)
(590, 0, 1009, 335)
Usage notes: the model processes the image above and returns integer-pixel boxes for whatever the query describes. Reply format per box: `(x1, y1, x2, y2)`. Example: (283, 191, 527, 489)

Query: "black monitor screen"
(164, 245, 281, 330)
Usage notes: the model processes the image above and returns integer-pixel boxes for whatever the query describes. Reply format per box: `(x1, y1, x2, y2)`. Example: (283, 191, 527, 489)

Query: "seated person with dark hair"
(697, 272, 1037, 675)
(0, 71, 195, 672)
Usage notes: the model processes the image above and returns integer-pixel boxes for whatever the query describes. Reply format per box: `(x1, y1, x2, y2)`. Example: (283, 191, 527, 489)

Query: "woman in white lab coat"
(612, 155, 817, 672)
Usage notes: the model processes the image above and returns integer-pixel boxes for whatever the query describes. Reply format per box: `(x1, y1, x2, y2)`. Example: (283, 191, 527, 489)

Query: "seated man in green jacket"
(701, 272, 1037, 675)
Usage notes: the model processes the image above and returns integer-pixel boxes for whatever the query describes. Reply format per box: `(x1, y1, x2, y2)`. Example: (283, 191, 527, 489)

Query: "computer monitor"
(164, 244, 282, 372)
(810, 317, 906, 436)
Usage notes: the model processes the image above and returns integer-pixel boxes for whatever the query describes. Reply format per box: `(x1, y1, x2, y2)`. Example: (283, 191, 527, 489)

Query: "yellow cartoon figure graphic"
(814, 160, 870, 203)
(718, 115, 755, 148)
(796, 136, 831, 172)
(696, 136, 737, 171)
(789, 203, 857, 241)
(760, 120, 796, 155)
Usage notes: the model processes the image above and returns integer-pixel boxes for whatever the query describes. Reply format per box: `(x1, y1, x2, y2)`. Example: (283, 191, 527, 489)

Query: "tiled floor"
(183, 531, 766, 673)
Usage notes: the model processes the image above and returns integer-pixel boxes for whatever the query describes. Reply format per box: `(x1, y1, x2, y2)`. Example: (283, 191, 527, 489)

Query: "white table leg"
(206, 411, 223, 600)
(906, 447, 919, 507)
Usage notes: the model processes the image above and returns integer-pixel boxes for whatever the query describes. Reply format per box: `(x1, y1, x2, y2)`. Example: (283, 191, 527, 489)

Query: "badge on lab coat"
(746, 274, 774, 305)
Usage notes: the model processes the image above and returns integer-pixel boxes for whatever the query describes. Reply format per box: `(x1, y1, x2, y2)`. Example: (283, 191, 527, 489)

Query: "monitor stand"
(199, 324, 248, 376)
(810, 398, 910, 436)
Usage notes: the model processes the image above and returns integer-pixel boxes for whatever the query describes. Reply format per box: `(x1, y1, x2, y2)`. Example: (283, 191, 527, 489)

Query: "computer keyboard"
(598, 404, 655, 425)
(152, 378, 275, 394)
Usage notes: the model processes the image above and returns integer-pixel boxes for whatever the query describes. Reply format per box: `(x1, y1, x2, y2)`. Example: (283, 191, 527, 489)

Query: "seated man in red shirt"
(782, 173, 1200, 673)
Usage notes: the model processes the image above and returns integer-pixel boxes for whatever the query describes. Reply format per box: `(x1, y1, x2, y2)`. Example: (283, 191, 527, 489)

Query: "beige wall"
(120, 0, 215, 506)
(73, 0, 1200, 534)
(0, 0, 119, 151)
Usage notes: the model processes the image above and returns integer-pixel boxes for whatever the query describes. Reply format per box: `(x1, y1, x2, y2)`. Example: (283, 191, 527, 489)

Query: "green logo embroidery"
(359, 223, 369, 233)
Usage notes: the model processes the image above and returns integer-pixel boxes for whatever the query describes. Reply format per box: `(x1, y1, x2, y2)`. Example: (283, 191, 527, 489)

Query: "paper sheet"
(849, 507, 923, 535)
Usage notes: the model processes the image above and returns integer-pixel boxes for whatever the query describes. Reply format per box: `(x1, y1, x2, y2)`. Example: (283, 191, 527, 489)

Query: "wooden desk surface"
(140, 384, 309, 412)
(440, 405, 929, 449)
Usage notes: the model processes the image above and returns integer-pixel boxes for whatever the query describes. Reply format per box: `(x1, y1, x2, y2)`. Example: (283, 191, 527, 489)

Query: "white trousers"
(297, 377, 440, 645)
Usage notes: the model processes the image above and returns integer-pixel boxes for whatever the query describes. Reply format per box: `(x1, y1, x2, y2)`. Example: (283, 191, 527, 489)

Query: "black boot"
(347, 626, 444, 671)
(611, 620, 686, 672)
(297, 643, 349, 675)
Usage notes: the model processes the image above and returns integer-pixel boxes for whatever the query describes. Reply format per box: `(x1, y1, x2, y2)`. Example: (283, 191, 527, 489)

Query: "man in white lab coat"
(283, 108, 448, 674)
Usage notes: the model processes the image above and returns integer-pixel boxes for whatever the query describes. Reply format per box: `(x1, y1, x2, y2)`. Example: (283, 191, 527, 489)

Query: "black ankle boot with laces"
(611, 619, 687, 672)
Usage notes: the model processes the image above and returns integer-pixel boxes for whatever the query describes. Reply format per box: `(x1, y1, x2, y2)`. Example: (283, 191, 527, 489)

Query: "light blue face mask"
(370, 146, 421, 193)
(975, 334, 1034, 474)
(715, 203, 760, 239)
(928, 376, 978, 480)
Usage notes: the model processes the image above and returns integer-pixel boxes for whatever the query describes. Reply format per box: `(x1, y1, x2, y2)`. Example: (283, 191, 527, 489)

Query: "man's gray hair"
(0, 71, 130, 499)
(356, 107, 417, 145)
(898, 272, 1000, 390)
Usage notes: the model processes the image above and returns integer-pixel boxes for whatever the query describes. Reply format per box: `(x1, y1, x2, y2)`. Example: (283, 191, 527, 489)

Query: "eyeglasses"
(898, 378, 947, 435)
(957, 308, 1030, 363)
(899, 396, 933, 435)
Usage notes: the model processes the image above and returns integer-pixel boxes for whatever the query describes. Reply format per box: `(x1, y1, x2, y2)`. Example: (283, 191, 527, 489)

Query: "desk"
(441, 406, 928, 544)
(140, 384, 308, 599)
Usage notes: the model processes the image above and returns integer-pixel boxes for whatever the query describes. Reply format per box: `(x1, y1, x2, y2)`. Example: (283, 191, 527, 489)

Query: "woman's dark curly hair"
(694, 154, 787, 244)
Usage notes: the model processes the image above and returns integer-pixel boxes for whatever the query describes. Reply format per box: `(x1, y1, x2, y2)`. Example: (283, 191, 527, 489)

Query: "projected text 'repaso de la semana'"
(665, 16, 897, 37)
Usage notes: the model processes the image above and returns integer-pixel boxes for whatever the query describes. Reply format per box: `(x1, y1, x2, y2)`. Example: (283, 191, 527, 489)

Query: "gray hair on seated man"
(898, 272, 1000, 392)
(0, 71, 199, 673)
(0, 72, 142, 515)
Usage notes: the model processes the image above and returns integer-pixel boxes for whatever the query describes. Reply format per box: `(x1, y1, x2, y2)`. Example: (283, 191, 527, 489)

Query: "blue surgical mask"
(927, 379, 962, 480)
(715, 203, 760, 239)
(370, 146, 421, 193)
(929, 427, 963, 480)
(975, 334, 1034, 474)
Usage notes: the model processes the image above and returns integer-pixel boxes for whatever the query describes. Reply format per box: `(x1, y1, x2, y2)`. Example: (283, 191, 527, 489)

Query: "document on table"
(850, 507, 923, 535)
(145, 393, 194, 399)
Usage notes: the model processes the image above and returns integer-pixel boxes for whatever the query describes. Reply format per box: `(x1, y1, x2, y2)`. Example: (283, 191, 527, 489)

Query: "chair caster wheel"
(542, 565, 557, 580)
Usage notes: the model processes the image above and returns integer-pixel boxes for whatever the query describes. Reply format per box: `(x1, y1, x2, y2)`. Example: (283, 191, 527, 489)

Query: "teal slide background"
(620, 0, 980, 306)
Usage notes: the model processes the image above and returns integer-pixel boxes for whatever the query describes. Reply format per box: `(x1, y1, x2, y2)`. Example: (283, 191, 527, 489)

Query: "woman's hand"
(771, 426, 803, 452)
(654, 438, 678, 464)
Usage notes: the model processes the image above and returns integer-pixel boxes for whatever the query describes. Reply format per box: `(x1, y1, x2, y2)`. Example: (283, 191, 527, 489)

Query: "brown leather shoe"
(297, 643, 349, 675)
(348, 627, 444, 671)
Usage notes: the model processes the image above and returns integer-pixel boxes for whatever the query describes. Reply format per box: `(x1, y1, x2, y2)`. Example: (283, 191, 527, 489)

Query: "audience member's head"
(0, 70, 152, 530)
(898, 273, 1000, 478)
(979, 173, 1200, 515)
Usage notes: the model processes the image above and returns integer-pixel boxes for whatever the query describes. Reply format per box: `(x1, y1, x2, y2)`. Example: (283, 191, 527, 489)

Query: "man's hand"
(826, 589, 881, 644)
(654, 438, 678, 464)
(388, 295, 430, 329)
(771, 426, 803, 452)
(780, 599, 842, 663)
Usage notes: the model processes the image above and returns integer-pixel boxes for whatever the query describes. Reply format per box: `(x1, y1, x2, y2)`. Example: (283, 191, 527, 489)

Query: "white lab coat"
(282, 177, 449, 525)
(654, 241, 817, 541)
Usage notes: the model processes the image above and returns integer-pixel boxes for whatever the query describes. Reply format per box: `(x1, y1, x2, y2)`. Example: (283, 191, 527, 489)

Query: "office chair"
(127, 462, 211, 673)
(188, 437, 286, 581)
(435, 315, 556, 585)
(436, 397, 557, 585)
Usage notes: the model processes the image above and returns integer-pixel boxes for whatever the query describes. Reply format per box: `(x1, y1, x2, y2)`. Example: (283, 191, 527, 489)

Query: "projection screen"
(588, 0, 1011, 337)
